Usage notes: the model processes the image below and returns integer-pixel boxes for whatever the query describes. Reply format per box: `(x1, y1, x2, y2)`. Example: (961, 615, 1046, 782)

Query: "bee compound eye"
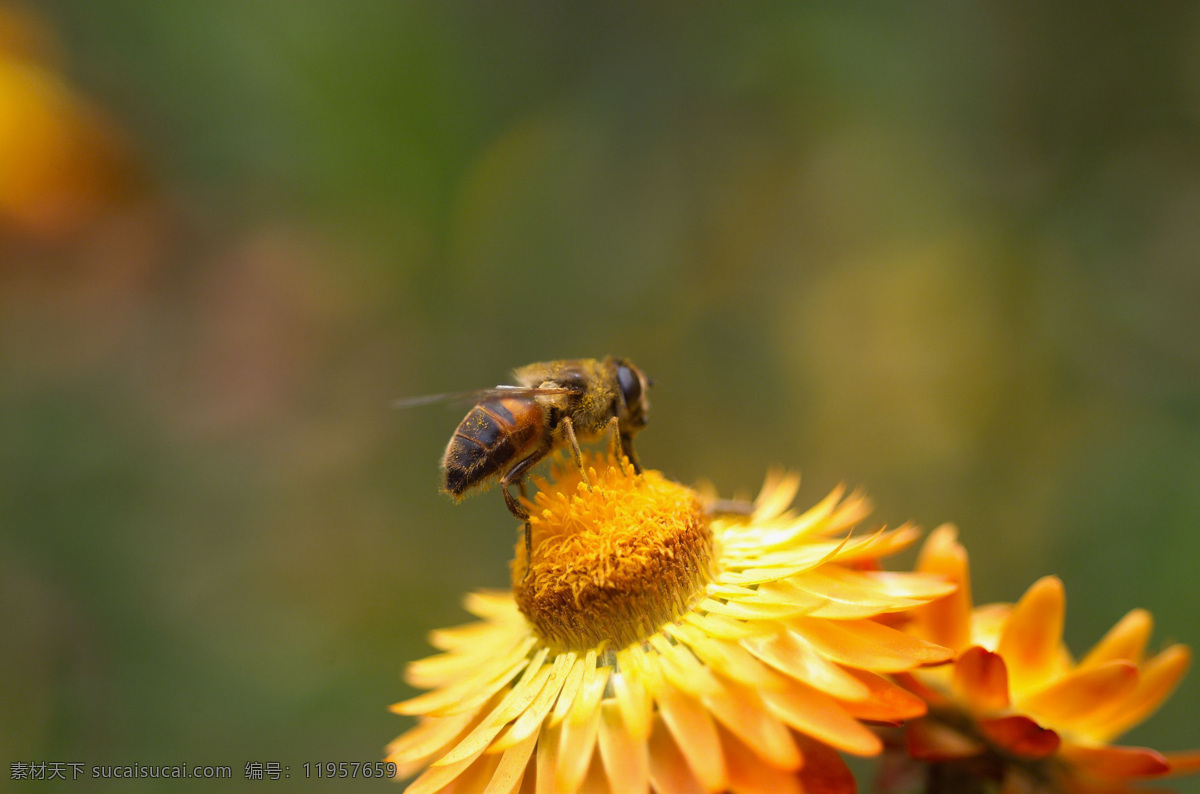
(617, 364, 642, 407)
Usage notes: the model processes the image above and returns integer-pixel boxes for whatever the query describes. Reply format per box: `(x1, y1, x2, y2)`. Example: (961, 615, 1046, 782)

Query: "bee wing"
(392, 385, 573, 409)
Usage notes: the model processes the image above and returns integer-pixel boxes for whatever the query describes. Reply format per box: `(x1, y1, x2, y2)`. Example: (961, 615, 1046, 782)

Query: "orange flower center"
(513, 454, 714, 651)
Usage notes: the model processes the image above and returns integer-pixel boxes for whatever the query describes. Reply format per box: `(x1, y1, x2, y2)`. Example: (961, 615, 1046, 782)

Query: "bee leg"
(620, 432, 642, 475)
(560, 416, 589, 485)
(501, 480, 531, 521)
(515, 482, 532, 579)
(501, 450, 548, 583)
(501, 480, 535, 584)
(604, 416, 622, 459)
(523, 520, 532, 580)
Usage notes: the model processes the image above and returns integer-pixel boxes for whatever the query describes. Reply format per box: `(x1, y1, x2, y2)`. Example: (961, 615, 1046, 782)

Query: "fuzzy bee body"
(397, 356, 651, 578)
(415, 356, 650, 521)
(443, 396, 546, 498)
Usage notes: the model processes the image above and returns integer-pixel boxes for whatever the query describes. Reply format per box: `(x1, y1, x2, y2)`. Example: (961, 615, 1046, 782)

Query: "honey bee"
(399, 357, 652, 558)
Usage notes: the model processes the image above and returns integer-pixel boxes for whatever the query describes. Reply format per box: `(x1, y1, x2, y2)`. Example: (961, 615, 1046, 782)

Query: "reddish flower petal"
(952, 646, 1010, 714)
(978, 715, 1060, 759)
(718, 724, 804, 794)
(839, 668, 929, 724)
(1161, 750, 1200, 777)
(794, 732, 860, 794)
(1060, 743, 1171, 779)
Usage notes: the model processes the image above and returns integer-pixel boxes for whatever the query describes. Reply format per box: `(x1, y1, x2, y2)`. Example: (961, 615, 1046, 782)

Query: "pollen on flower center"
(513, 453, 713, 651)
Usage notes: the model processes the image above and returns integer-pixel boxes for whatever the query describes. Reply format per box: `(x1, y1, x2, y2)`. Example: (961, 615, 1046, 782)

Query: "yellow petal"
(624, 644, 667, 698)
(705, 582, 761, 599)
(791, 567, 926, 613)
(805, 598, 901, 620)
(683, 611, 765, 641)
(718, 723, 803, 794)
(820, 488, 873, 534)
(832, 525, 923, 564)
(700, 678, 801, 771)
(448, 752, 504, 794)
(741, 630, 871, 701)
(404, 748, 485, 794)
(493, 653, 574, 749)
(752, 469, 802, 520)
(727, 579, 826, 614)
(995, 576, 1065, 695)
(535, 721, 563, 794)
(647, 716, 706, 794)
(577, 755, 613, 794)
(735, 482, 843, 549)
(394, 638, 538, 717)
(549, 652, 587, 727)
(970, 603, 1012, 650)
(1018, 659, 1138, 730)
(651, 635, 724, 699)
(913, 523, 972, 651)
(1079, 609, 1153, 670)
(1086, 644, 1192, 743)
(865, 569, 959, 600)
(597, 700, 650, 794)
(789, 615, 953, 672)
(481, 647, 552, 722)
(720, 522, 854, 576)
(760, 676, 882, 757)
(439, 681, 547, 767)
(569, 662, 610, 725)
(437, 656, 554, 766)
(464, 590, 520, 618)
(556, 700, 602, 794)
(482, 731, 539, 794)
(722, 561, 833, 586)
(666, 623, 783, 690)
(407, 647, 509, 689)
(695, 596, 809, 621)
(389, 709, 482, 773)
(657, 681, 727, 792)
(429, 619, 522, 652)
(610, 663, 653, 741)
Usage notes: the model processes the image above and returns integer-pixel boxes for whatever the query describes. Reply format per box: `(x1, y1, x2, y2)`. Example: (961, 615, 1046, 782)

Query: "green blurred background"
(3, 2, 1199, 791)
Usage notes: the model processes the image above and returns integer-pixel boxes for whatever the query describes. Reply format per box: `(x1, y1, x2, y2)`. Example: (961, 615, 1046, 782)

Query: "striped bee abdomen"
(441, 398, 544, 497)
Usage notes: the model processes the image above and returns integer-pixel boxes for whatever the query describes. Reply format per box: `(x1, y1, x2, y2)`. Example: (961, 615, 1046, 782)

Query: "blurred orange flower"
(886, 525, 1200, 793)
(0, 3, 136, 239)
(389, 455, 954, 793)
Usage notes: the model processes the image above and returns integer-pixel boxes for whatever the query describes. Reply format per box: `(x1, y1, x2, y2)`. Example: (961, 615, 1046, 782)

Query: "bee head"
(616, 359, 651, 430)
